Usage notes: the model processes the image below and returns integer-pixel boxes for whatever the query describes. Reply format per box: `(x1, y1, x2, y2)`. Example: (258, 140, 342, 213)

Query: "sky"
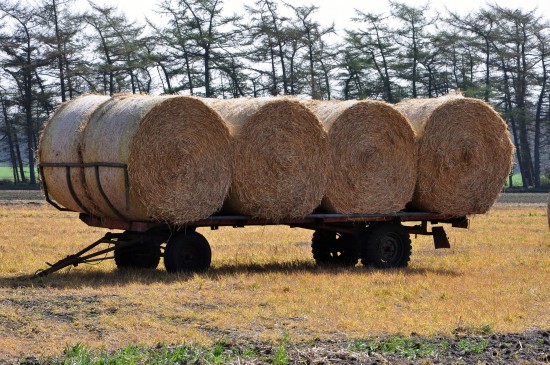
(103, 0, 550, 32)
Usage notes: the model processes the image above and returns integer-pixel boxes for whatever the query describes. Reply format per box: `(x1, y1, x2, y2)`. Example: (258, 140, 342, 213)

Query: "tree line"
(0, 0, 549, 188)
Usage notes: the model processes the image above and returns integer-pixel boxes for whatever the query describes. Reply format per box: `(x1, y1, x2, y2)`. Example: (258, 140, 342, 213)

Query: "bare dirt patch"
(0, 190, 45, 206)
(496, 192, 549, 207)
(3, 331, 549, 364)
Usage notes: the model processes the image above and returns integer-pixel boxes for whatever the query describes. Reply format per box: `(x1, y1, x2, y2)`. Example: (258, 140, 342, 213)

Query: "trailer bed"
(79, 211, 468, 232)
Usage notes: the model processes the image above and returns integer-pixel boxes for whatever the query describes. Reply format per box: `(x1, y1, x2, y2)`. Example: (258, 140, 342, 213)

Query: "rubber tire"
(114, 238, 161, 270)
(311, 230, 359, 267)
(164, 231, 211, 273)
(361, 223, 411, 268)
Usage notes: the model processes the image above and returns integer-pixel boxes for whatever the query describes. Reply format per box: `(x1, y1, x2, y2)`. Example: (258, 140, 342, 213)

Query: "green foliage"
(104, 345, 150, 364)
(479, 323, 494, 335)
(204, 341, 238, 364)
(0, 166, 38, 182)
(55, 342, 263, 365)
(504, 173, 550, 188)
(149, 344, 195, 364)
(349, 335, 491, 359)
(271, 332, 290, 365)
(351, 336, 439, 359)
(63, 343, 92, 365)
(457, 338, 488, 354)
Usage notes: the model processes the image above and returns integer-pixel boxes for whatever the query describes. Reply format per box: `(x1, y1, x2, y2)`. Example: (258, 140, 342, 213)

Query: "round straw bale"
(38, 94, 110, 213)
(81, 95, 232, 224)
(303, 100, 416, 214)
(203, 97, 329, 220)
(395, 95, 514, 216)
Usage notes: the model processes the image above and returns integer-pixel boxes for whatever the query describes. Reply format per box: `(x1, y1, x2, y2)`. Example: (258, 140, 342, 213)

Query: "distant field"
(0, 189, 547, 207)
(0, 190, 44, 202)
(496, 192, 550, 205)
(504, 172, 550, 187)
(2, 166, 549, 189)
(0, 166, 38, 182)
(0, 198, 548, 362)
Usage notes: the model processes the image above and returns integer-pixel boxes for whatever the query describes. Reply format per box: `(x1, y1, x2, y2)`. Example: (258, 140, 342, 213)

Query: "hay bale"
(547, 193, 549, 229)
(203, 97, 329, 220)
(81, 94, 232, 224)
(38, 94, 110, 213)
(304, 100, 416, 214)
(395, 95, 514, 215)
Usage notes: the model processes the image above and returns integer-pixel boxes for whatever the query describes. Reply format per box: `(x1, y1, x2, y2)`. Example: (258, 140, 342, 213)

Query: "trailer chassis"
(35, 162, 468, 277)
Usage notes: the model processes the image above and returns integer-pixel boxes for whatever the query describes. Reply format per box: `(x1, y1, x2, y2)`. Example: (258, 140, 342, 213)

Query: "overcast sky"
(102, 0, 550, 32)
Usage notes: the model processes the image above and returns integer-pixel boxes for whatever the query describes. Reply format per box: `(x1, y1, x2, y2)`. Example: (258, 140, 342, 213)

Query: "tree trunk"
(501, 62, 525, 187)
(158, 62, 173, 94)
(1, 95, 19, 183)
(515, 42, 534, 187)
(319, 58, 331, 100)
(183, 47, 194, 95)
(23, 33, 36, 184)
(266, 2, 288, 94)
(534, 60, 547, 188)
(15, 131, 26, 183)
(411, 23, 418, 98)
(24, 94, 36, 184)
(129, 67, 136, 94)
(484, 38, 490, 102)
(63, 51, 74, 99)
(109, 70, 115, 96)
(204, 48, 211, 97)
(374, 27, 393, 102)
(269, 39, 278, 96)
(52, 0, 66, 102)
(307, 42, 317, 99)
(277, 41, 288, 94)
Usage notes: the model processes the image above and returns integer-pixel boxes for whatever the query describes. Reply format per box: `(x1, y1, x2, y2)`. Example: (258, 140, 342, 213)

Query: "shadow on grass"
(0, 262, 461, 289)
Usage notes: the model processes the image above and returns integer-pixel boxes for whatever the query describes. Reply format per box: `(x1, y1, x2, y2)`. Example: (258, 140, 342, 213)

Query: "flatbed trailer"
(35, 162, 469, 277)
(34, 210, 468, 277)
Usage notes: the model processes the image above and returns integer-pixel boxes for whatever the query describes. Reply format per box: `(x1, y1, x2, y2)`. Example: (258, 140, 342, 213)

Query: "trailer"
(35, 162, 469, 277)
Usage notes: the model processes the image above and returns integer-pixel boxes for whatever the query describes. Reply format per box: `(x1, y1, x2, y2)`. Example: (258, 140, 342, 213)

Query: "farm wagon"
(35, 162, 469, 276)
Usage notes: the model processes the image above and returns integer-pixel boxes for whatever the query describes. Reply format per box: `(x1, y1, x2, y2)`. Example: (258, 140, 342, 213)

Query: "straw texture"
(82, 95, 232, 224)
(204, 97, 329, 220)
(38, 94, 110, 212)
(129, 96, 232, 224)
(304, 100, 416, 213)
(396, 95, 514, 216)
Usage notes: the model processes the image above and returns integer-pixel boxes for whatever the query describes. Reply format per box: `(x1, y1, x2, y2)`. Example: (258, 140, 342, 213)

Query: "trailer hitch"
(33, 232, 139, 278)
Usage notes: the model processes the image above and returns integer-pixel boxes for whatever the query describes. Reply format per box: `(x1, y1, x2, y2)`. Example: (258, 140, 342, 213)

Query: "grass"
(0, 202, 548, 360)
(351, 336, 441, 359)
(456, 337, 488, 354)
(0, 166, 40, 190)
(0, 166, 38, 181)
(52, 341, 261, 365)
(504, 172, 550, 188)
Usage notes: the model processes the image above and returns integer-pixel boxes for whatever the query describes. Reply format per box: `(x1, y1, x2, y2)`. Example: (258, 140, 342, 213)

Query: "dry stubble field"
(0, 191, 549, 362)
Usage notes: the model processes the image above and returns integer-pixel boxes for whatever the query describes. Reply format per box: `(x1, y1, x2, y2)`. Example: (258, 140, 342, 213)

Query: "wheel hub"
(379, 234, 401, 262)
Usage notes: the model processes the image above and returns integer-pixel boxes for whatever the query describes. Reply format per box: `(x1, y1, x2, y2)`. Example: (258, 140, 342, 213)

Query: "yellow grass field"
(0, 200, 548, 359)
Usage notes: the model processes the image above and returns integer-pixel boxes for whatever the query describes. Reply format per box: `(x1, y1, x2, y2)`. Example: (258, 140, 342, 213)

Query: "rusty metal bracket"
(38, 164, 76, 212)
(290, 223, 357, 235)
(38, 162, 130, 221)
(432, 226, 451, 249)
(451, 217, 470, 229)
